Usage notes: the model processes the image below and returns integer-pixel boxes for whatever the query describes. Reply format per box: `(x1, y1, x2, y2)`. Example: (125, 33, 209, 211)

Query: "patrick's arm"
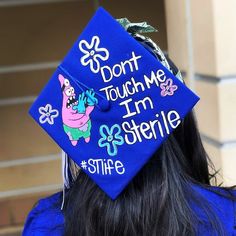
(68, 106, 94, 120)
(85, 106, 94, 116)
(68, 110, 85, 120)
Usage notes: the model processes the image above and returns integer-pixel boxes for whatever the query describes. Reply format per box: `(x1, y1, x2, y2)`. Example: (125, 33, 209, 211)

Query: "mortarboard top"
(29, 7, 200, 199)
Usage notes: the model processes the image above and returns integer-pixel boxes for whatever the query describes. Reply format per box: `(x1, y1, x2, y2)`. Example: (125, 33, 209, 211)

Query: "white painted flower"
(79, 36, 109, 73)
(38, 104, 59, 125)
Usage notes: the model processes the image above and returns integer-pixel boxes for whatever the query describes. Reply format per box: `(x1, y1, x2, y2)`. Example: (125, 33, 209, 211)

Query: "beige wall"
(165, 0, 236, 186)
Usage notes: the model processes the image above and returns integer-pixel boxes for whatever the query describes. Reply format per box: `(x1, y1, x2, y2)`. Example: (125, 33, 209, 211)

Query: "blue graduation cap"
(29, 7, 199, 199)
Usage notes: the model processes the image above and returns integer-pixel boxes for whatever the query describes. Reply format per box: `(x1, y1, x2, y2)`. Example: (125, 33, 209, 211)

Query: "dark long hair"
(62, 40, 235, 236)
(63, 111, 235, 236)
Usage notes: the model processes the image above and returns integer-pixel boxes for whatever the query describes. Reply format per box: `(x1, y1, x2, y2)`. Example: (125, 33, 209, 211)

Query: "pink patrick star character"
(58, 74, 97, 146)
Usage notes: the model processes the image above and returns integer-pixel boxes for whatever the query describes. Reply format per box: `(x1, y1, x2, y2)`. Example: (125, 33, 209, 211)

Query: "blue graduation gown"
(23, 185, 236, 236)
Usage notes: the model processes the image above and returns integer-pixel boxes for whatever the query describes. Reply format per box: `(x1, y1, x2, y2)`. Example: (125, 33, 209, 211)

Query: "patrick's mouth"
(67, 96, 77, 109)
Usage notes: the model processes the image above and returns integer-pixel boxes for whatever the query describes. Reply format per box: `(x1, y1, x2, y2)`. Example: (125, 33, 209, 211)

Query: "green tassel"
(117, 18, 158, 34)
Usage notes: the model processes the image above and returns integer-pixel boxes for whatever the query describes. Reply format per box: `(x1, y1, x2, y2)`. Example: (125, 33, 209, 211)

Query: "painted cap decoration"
(29, 7, 200, 199)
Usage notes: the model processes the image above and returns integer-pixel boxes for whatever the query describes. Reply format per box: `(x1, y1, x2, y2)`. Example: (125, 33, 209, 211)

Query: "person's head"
(62, 35, 225, 236)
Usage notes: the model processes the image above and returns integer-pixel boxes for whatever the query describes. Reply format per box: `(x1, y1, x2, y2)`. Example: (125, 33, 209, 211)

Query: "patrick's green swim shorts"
(63, 120, 91, 140)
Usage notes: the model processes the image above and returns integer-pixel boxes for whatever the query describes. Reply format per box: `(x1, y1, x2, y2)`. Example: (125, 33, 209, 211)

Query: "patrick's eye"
(64, 79, 70, 86)
(65, 88, 71, 96)
(70, 87, 74, 93)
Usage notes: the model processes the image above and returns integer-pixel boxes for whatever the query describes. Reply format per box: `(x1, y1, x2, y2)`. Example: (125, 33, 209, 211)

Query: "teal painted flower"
(98, 124, 124, 156)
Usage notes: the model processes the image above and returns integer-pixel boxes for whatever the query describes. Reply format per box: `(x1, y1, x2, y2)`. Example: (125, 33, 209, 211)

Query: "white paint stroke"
(0, 0, 78, 7)
(0, 184, 62, 199)
(0, 153, 60, 168)
(0, 61, 59, 74)
(0, 96, 36, 106)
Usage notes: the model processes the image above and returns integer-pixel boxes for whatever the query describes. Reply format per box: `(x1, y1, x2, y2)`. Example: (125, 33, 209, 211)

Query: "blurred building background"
(0, 0, 235, 235)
